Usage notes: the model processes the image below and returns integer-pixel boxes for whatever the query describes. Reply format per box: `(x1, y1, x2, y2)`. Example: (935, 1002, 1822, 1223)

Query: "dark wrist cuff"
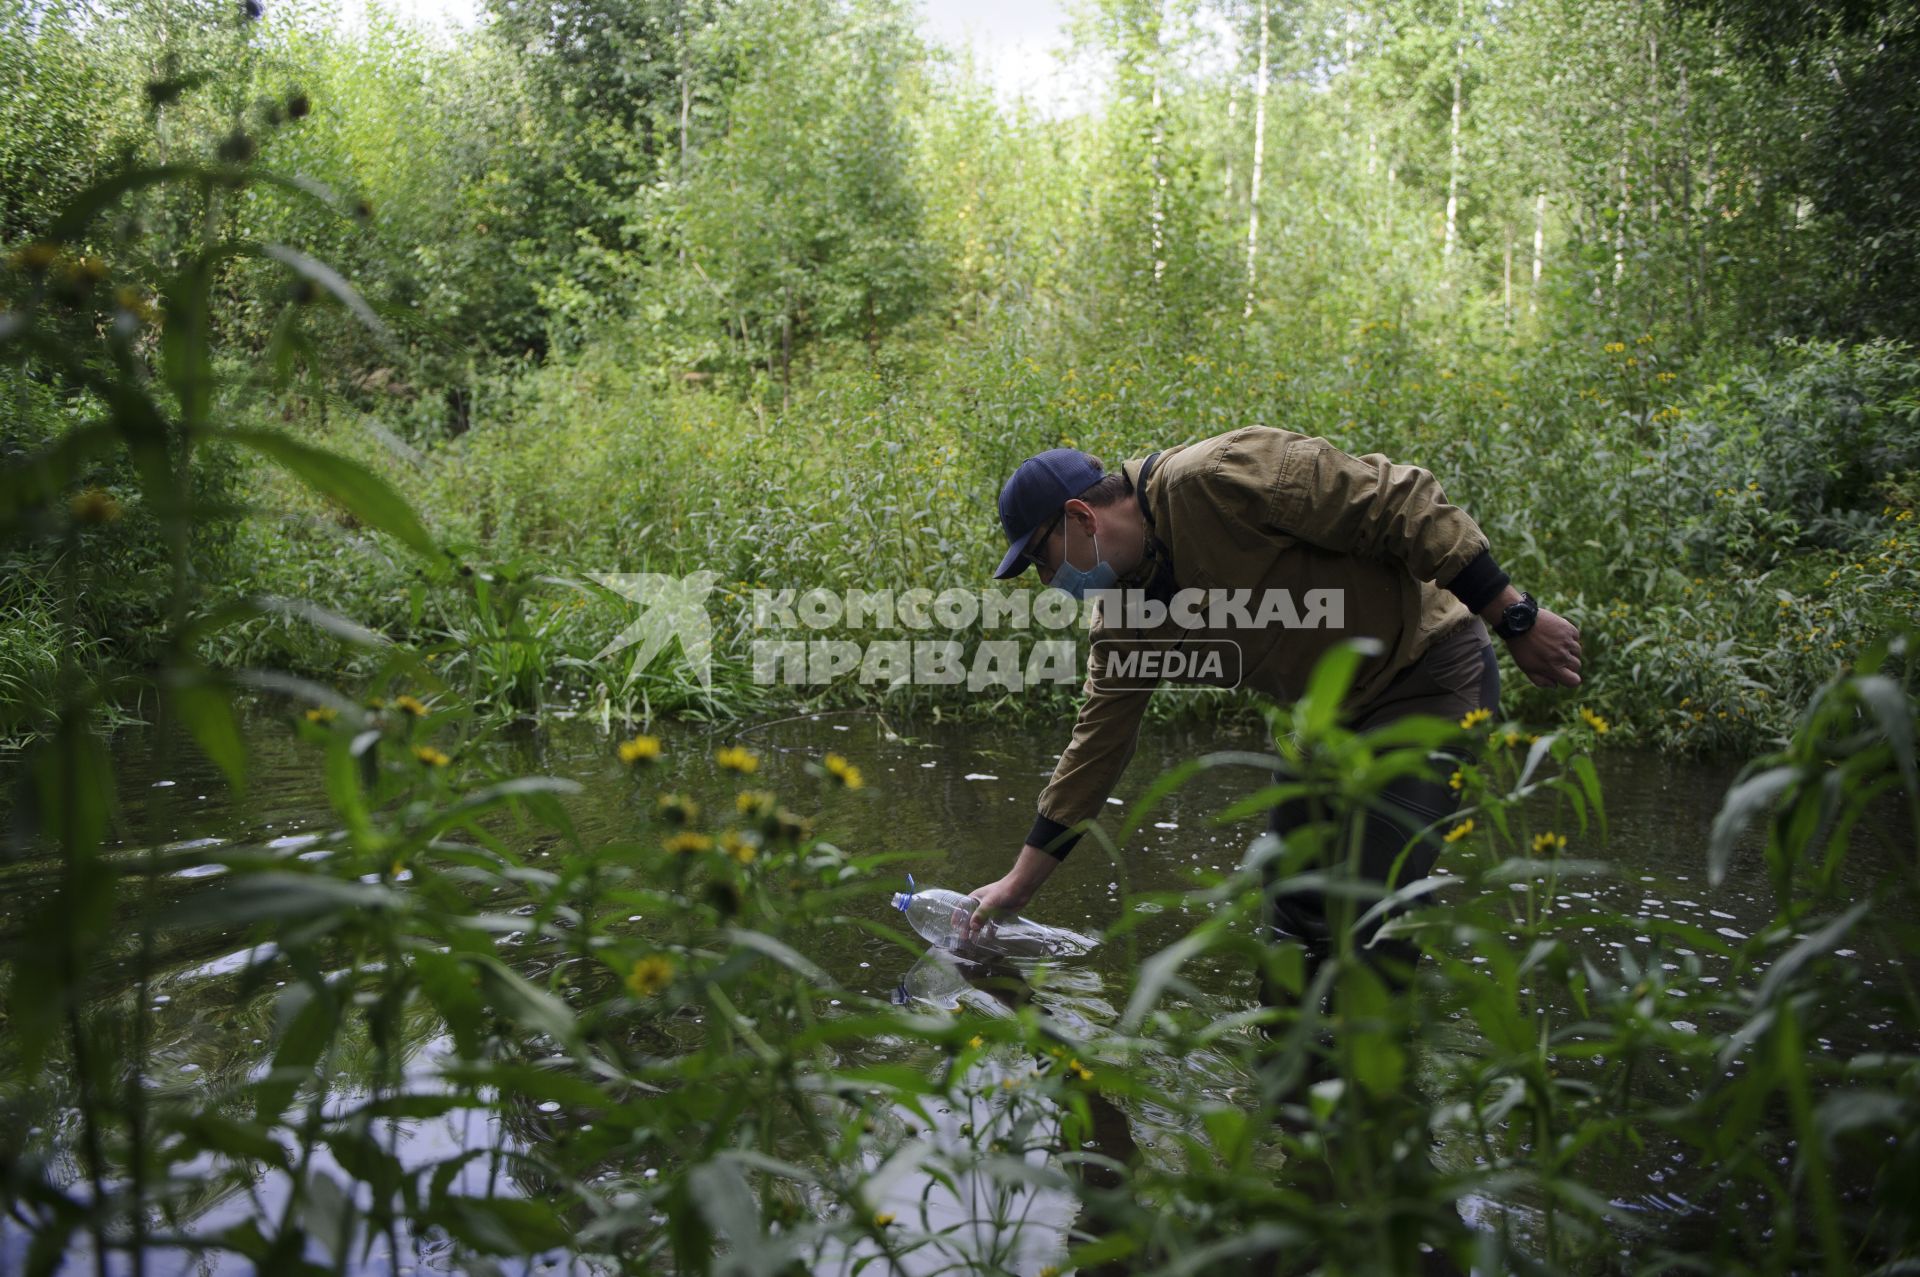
(1443, 547, 1511, 616)
(1027, 812, 1083, 861)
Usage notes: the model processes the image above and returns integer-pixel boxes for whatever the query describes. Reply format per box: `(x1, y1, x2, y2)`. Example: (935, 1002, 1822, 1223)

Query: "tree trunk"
(1150, 69, 1166, 285)
(1613, 122, 1630, 303)
(1442, 0, 1465, 280)
(1243, 0, 1270, 318)
(1531, 190, 1545, 315)
(677, 4, 691, 266)
(1503, 222, 1512, 323)
(1224, 76, 1238, 211)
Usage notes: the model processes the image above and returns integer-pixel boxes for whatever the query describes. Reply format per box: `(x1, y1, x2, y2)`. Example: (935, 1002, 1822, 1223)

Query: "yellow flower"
(618, 734, 662, 765)
(823, 753, 864, 789)
(1067, 1058, 1095, 1081)
(1578, 707, 1611, 735)
(1501, 729, 1522, 749)
(304, 706, 337, 724)
(663, 831, 713, 855)
(968, 1034, 984, 1049)
(626, 955, 674, 998)
(413, 746, 450, 768)
(736, 789, 775, 816)
(1531, 831, 1567, 854)
(657, 792, 699, 824)
(874, 1211, 897, 1227)
(69, 486, 122, 524)
(114, 285, 156, 323)
(1448, 769, 1465, 791)
(7, 241, 60, 273)
(392, 694, 428, 718)
(720, 830, 757, 865)
(1458, 707, 1492, 729)
(1443, 819, 1475, 844)
(715, 745, 759, 773)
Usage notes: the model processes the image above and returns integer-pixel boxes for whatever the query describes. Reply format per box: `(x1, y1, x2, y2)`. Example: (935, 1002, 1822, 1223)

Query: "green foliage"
(3, 18, 1920, 1271)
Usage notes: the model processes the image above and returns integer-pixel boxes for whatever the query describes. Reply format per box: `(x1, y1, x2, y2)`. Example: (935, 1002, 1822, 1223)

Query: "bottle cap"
(891, 892, 912, 912)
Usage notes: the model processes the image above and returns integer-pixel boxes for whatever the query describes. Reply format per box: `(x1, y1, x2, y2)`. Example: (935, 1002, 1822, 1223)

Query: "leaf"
(471, 954, 580, 1050)
(260, 243, 391, 344)
(0, 423, 117, 521)
(1708, 766, 1797, 886)
(251, 595, 393, 648)
(256, 985, 336, 1121)
(165, 1111, 290, 1169)
(1215, 779, 1320, 824)
(1298, 637, 1384, 737)
(46, 163, 206, 240)
(1335, 961, 1405, 1097)
(1755, 900, 1869, 1005)
(1121, 927, 1215, 1032)
(164, 872, 400, 929)
(414, 949, 487, 1060)
(426, 1196, 571, 1255)
(1854, 674, 1917, 798)
(1570, 753, 1608, 840)
(168, 672, 247, 794)
(1814, 1090, 1909, 1154)
(1514, 732, 1558, 791)
(221, 428, 438, 559)
(724, 927, 837, 989)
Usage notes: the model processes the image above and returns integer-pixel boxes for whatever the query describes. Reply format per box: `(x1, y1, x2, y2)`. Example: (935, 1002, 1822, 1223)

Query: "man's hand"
(963, 843, 1062, 943)
(1476, 585, 1582, 689)
(1508, 607, 1582, 688)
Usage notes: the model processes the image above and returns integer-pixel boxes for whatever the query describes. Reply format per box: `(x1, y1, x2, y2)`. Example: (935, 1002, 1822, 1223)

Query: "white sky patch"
(915, 0, 1097, 118)
(312, 0, 1101, 116)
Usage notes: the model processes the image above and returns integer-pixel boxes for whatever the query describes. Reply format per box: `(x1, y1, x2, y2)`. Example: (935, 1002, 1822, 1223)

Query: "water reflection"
(852, 943, 1141, 1276)
(1, 706, 1909, 1273)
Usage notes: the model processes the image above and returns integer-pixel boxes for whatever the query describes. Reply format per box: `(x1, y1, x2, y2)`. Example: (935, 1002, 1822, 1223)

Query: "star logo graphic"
(588, 571, 718, 689)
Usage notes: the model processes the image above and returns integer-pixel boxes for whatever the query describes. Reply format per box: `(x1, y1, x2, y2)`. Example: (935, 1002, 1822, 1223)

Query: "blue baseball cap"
(993, 448, 1105, 579)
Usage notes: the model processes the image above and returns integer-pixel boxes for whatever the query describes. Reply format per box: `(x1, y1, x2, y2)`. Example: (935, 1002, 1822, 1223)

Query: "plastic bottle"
(889, 875, 1096, 957)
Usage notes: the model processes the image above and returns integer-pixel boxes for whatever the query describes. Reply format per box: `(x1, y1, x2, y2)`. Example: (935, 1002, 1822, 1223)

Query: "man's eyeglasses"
(1019, 509, 1065, 576)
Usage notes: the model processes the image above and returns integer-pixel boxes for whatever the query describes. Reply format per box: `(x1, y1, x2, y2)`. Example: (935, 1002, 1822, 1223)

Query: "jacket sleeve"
(1026, 626, 1158, 861)
(1264, 430, 1510, 613)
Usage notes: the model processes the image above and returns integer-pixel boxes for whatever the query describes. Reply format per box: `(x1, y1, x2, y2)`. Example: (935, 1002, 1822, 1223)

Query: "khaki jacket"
(1033, 424, 1494, 840)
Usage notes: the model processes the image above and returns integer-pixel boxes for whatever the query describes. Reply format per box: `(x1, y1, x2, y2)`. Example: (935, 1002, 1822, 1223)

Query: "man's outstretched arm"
(964, 636, 1156, 938)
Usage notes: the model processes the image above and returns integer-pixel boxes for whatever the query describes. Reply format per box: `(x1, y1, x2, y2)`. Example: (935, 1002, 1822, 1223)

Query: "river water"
(0, 706, 1907, 1273)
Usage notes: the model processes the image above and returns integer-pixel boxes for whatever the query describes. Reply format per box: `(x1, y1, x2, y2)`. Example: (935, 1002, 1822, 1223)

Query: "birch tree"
(1242, 0, 1268, 317)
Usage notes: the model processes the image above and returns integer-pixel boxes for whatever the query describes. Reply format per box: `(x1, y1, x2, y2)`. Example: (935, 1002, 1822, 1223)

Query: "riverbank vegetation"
(3, 0, 1919, 1270)
(4, 0, 1918, 751)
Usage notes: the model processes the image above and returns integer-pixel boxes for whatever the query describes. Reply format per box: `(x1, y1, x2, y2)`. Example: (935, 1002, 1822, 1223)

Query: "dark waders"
(1247, 620, 1500, 1277)
(1258, 619, 1501, 1015)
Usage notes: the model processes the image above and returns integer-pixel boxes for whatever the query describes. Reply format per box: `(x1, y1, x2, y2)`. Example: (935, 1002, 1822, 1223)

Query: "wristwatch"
(1492, 591, 1539, 640)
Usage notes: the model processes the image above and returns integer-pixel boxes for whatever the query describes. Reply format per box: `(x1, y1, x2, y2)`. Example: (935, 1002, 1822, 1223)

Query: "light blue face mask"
(1048, 527, 1118, 599)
